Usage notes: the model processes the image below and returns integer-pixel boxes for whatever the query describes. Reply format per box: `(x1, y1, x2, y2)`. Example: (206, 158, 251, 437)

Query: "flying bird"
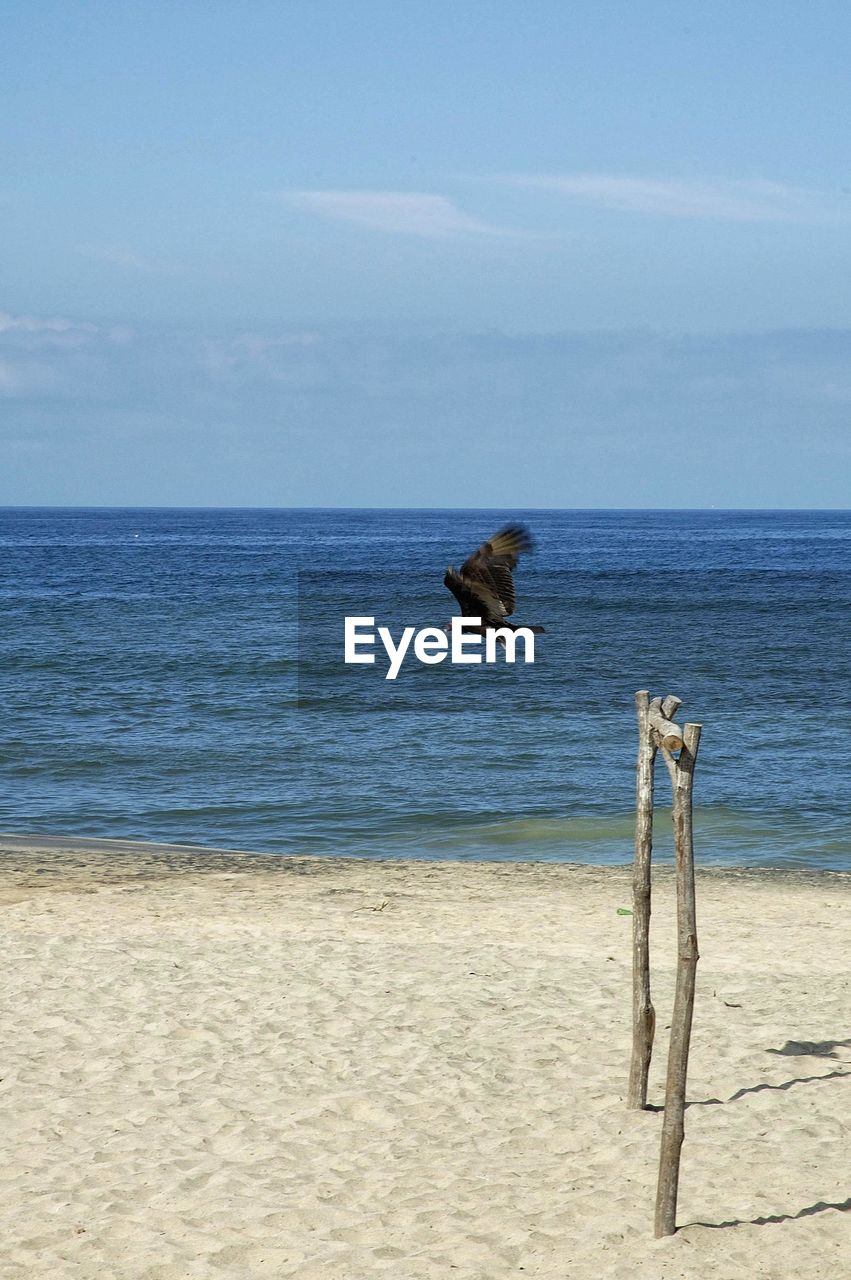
(443, 524, 544, 636)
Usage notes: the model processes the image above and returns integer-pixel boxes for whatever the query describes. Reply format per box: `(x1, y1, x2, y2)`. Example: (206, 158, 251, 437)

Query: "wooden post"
(654, 721, 702, 1238)
(628, 691, 656, 1109)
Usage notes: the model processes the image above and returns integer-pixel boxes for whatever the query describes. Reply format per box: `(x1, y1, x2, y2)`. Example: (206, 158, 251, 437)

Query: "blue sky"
(2, 1, 850, 505)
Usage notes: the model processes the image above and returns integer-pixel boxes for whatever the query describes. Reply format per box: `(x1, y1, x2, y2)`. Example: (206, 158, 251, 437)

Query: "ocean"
(1, 507, 849, 870)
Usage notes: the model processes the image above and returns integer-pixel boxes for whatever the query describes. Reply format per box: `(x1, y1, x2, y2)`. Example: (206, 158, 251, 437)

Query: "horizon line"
(1, 505, 849, 514)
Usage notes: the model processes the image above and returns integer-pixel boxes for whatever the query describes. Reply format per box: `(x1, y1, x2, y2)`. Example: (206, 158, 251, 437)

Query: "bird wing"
(458, 524, 534, 619)
(443, 569, 505, 626)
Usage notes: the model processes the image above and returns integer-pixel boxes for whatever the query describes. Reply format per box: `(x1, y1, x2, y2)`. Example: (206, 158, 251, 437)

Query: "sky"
(2, 0, 850, 506)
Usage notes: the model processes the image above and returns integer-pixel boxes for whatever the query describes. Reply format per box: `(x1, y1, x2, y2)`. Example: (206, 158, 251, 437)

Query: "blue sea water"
(1, 507, 849, 870)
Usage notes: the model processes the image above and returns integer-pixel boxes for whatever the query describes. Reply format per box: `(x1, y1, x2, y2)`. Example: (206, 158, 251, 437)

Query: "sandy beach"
(1, 836, 848, 1279)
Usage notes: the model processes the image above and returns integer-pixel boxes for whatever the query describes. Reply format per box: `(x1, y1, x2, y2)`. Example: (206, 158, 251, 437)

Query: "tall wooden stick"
(628, 691, 656, 1109)
(654, 722, 702, 1238)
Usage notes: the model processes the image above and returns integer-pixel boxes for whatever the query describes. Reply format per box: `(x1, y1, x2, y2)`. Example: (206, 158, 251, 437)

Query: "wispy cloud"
(5, 319, 851, 505)
(502, 174, 829, 222)
(282, 190, 506, 238)
(0, 311, 134, 401)
(0, 311, 98, 337)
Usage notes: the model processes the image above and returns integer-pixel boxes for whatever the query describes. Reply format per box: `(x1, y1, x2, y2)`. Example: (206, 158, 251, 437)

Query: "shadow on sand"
(766, 1037, 851, 1058)
(681, 1039, 850, 1229)
(688, 1065, 850, 1107)
(685, 1196, 851, 1229)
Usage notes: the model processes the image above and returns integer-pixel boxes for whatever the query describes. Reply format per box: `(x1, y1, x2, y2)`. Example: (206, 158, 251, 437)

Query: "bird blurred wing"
(459, 524, 534, 619)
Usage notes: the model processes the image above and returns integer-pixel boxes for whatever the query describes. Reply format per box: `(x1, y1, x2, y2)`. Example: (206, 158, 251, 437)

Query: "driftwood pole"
(628, 692, 684, 1109)
(627, 691, 656, 1109)
(628, 691, 703, 1235)
(654, 720, 702, 1238)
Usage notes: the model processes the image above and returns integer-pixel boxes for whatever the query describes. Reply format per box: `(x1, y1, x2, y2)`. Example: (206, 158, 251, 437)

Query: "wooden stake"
(654, 722, 702, 1238)
(628, 691, 656, 1110)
